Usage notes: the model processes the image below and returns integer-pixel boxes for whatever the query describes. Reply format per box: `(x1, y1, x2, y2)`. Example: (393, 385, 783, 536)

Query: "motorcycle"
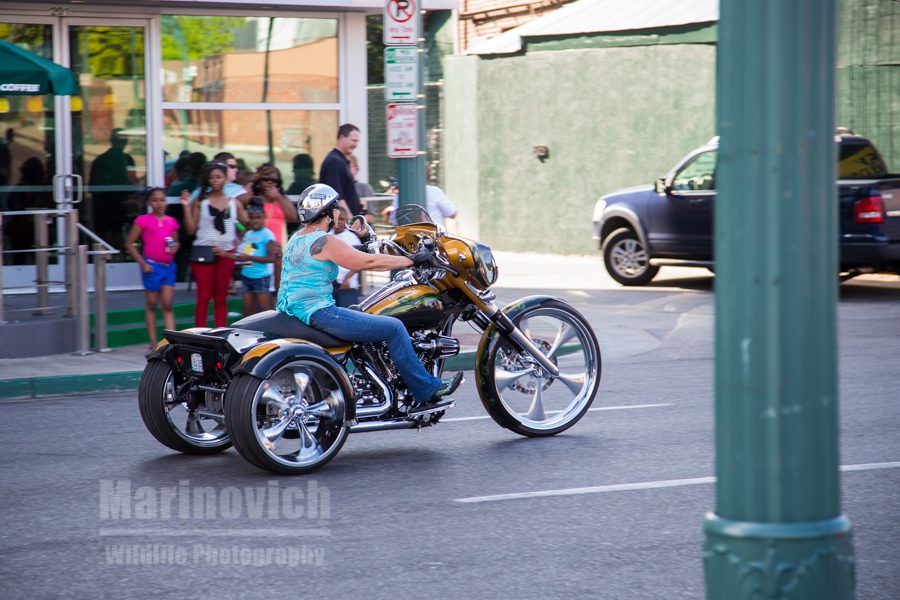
(138, 205, 602, 475)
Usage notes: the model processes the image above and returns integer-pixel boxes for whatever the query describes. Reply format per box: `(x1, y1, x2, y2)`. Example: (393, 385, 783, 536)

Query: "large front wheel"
(477, 300, 601, 436)
(224, 359, 349, 475)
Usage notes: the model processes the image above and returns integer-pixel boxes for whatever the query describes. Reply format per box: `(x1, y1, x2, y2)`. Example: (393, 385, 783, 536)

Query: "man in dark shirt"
(319, 123, 363, 217)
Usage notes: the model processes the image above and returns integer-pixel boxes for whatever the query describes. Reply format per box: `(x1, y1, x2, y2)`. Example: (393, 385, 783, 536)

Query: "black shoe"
(434, 372, 464, 399)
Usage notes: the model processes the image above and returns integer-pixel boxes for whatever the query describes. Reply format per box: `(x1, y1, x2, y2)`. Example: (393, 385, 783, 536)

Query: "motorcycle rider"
(276, 184, 463, 409)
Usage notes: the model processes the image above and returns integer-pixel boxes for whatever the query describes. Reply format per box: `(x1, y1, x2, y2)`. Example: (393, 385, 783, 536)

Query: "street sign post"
(386, 103, 418, 158)
(383, 0, 425, 207)
(383, 0, 419, 45)
(384, 46, 418, 101)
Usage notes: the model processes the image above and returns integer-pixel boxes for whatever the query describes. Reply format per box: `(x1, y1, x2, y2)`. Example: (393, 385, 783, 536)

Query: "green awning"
(0, 39, 79, 96)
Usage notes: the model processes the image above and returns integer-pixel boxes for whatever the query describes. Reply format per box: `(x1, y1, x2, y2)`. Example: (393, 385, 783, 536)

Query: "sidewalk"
(0, 251, 618, 399)
(3, 251, 896, 400)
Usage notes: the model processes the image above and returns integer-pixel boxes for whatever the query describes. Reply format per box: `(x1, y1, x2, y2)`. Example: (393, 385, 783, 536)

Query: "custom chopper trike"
(138, 206, 602, 474)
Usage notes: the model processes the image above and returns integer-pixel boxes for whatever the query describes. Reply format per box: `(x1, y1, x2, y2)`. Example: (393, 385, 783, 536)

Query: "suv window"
(672, 150, 717, 191)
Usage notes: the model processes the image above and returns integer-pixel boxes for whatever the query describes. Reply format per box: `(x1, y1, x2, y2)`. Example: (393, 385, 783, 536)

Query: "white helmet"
(297, 184, 339, 224)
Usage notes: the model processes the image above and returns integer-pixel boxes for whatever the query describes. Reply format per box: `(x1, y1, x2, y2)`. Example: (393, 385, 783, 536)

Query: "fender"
(235, 339, 356, 422)
(474, 295, 562, 429)
(599, 204, 649, 250)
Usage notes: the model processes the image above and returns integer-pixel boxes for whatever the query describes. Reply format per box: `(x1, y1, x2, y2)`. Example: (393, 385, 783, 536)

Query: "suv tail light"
(854, 195, 884, 224)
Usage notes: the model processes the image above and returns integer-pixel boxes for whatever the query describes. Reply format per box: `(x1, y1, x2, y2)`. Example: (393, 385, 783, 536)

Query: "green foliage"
(367, 15, 385, 84)
(161, 15, 248, 61)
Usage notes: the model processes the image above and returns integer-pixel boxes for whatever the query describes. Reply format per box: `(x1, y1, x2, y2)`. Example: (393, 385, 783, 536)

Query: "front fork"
(475, 305, 560, 378)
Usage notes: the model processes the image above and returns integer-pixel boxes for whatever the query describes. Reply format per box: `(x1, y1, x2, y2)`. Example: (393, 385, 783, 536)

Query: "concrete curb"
(0, 351, 479, 401)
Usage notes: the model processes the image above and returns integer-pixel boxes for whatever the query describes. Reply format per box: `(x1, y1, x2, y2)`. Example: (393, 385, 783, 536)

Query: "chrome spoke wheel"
(161, 372, 229, 448)
(485, 303, 601, 435)
(138, 360, 231, 455)
(249, 360, 347, 471)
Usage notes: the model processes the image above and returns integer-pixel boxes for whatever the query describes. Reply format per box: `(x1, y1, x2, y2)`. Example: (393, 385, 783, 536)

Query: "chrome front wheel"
(478, 300, 601, 436)
(225, 359, 349, 475)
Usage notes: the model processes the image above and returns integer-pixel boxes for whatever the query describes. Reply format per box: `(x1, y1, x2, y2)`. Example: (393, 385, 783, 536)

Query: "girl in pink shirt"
(125, 187, 180, 348)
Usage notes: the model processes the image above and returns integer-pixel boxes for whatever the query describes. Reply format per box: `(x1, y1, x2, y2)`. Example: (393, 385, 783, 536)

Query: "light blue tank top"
(276, 230, 339, 324)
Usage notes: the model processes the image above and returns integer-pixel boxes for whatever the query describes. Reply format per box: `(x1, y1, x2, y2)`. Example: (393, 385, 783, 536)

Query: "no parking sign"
(383, 0, 419, 45)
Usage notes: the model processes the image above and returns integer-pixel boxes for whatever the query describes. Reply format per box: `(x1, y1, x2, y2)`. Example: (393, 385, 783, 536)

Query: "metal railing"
(0, 208, 117, 354)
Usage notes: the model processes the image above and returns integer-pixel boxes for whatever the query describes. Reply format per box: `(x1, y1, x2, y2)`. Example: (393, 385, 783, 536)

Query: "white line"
(840, 461, 900, 472)
(98, 528, 331, 538)
(442, 403, 672, 423)
(454, 461, 900, 504)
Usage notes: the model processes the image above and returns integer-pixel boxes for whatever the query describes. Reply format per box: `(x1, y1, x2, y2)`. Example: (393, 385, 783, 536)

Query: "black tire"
(224, 361, 349, 475)
(479, 299, 602, 437)
(602, 227, 659, 286)
(137, 360, 231, 455)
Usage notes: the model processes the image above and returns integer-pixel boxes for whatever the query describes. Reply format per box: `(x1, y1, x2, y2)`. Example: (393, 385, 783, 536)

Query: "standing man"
(319, 123, 365, 218)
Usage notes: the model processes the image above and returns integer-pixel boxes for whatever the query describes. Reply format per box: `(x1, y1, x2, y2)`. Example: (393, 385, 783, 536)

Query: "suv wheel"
(602, 228, 659, 286)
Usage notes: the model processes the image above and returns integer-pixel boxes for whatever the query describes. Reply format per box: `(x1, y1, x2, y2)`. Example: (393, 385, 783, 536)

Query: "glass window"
(0, 24, 55, 265)
(160, 16, 339, 104)
(672, 150, 717, 191)
(162, 109, 337, 193)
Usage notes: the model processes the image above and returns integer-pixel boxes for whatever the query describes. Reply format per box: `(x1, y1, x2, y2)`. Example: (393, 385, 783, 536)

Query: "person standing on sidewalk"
(181, 162, 248, 327)
(214, 197, 280, 317)
(319, 124, 368, 220)
(124, 187, 180, 349)
(329, 207, 361, 307)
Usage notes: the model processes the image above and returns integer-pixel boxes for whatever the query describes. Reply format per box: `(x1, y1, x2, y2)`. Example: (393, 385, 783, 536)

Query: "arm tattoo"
(310, 236, 328, 256)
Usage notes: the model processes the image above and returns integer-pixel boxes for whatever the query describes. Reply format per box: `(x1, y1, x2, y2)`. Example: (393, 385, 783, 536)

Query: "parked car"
(592, 131, 900, 285)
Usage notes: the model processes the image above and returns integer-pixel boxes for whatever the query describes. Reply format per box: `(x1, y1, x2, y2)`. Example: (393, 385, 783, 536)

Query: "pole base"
(703, 513, 854, 599)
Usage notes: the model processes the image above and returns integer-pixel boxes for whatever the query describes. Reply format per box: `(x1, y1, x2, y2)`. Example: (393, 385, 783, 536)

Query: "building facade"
(0, 0, 453, 290)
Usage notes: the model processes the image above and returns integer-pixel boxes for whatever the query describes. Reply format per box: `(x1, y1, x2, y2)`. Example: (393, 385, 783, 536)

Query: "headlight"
(471, 243, 498, 289)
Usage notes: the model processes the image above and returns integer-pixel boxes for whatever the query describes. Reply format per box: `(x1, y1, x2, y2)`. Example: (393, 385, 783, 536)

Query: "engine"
(411, 332, 460, 359)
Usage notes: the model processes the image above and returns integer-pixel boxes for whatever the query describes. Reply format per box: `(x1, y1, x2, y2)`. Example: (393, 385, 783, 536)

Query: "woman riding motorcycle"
(276, 184, 463, 409)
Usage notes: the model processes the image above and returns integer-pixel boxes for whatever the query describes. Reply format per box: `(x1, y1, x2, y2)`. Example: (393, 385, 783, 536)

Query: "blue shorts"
(142, 259, 176, 292)
(242, 274, 272, 294)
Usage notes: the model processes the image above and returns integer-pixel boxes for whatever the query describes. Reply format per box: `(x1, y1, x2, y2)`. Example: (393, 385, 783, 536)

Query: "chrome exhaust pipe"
(349, 419, 417, 433)
(355, 365, 394, 418)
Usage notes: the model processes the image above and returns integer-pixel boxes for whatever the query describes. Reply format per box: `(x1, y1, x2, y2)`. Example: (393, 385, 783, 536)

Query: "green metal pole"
(396, 8, 426, 207)
(704, 1, 854, 598)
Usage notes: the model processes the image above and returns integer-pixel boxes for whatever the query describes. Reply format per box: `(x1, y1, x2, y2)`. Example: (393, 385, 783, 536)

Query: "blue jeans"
(309, 305, 441, 404)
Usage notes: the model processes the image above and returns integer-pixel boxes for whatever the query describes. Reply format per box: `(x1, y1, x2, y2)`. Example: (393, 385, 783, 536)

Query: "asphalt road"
(0, 276, 898, 599)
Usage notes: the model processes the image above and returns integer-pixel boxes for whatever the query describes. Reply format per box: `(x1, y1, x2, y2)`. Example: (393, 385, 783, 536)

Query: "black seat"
(230, 310, 348, 347)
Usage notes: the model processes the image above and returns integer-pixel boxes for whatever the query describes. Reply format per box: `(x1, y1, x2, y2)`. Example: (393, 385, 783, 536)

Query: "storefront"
(1, 0, 452, 290)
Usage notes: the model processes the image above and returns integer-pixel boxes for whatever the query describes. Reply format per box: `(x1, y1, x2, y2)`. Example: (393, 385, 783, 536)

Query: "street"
(0, 274, 898, 599)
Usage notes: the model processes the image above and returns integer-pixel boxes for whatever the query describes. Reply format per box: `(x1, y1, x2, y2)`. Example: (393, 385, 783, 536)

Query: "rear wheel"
(224, 359, 349, 475)
(602, 227, 659, 286)
(137, 360, 231, 455)
(479, 300, 601, 437)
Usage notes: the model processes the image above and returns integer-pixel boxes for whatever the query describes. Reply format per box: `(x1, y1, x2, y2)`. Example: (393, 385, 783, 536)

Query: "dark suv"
(592, 133, 900, 285)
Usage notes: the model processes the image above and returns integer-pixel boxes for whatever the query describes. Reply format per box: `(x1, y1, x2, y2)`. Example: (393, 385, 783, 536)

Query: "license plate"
(190, 353, 203, 373)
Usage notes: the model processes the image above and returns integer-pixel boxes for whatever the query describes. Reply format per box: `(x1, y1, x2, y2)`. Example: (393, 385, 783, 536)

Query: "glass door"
(1, 17, 149, 292)
(0, 22, 58, 290)
(66, 19, 148, 288)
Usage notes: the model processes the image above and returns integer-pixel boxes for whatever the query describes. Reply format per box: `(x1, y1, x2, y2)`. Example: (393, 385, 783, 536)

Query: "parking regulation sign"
(384, 47, 418, 101)
(386, 103, 418, 158)
(384, 0, 419, 45)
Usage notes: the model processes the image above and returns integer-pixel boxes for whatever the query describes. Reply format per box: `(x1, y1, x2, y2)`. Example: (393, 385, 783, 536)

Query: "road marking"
(98, 528, 331, 538)
(442, 403, 672, 423)
(453, 461, 900, 504)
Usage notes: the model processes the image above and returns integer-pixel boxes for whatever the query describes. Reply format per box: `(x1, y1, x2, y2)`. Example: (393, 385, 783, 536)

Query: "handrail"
(77, 223, 118, 254)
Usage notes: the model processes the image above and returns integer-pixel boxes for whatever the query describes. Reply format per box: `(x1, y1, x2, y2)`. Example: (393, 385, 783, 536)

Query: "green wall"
(445, 44, 716, 253)
(443, 0, 897, 254)
(837, 0, 900, 171)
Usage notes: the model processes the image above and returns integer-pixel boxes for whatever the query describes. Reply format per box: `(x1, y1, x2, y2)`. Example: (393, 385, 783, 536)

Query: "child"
(215, 197, 280, 316)
(125, 186, 180, 349)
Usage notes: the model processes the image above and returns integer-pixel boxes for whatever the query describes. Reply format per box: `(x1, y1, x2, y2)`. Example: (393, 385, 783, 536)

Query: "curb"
(0, 351, 479, 401)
